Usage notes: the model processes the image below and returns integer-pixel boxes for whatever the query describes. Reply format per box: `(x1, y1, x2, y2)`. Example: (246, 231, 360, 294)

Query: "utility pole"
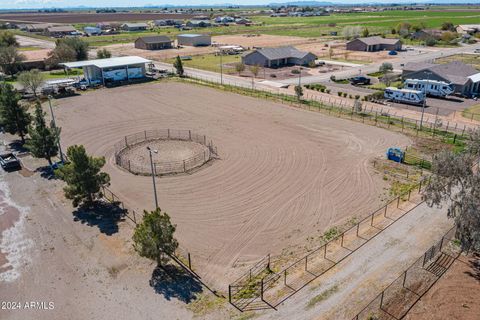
(220, 52, 223, 85)
(420, 71, 431, 130)
(146, 147, 159, 209)
(48, 95, 64, 163)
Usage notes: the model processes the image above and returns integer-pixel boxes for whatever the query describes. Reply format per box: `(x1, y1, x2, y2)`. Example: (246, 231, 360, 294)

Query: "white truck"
(384, 87, 425, 105)
(403, 79, 454, 98)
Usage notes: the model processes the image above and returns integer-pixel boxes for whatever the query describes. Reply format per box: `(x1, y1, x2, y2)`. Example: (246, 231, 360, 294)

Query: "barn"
(177, 34, 211, 47)
(242, 46, 317, 68)
(135, 36, 173, 50)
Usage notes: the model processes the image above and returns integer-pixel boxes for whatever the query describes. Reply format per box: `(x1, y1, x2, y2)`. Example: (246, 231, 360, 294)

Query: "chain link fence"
(114, 129, 217, 176)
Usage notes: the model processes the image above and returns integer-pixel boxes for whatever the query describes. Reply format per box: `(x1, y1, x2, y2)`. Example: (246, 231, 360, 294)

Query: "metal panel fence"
(228, 177, 431, 311)
(352, 227, 461, 320)
(114, 129, 217, 176)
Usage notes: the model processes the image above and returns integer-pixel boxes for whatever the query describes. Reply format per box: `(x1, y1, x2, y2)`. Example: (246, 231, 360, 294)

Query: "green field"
(166, 54, 241, 73)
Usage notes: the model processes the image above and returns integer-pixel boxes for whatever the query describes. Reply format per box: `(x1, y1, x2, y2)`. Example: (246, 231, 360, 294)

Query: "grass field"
(50, 9, 480, 47)
(166, 54, 241, 73)
(462, 104, 480, 121)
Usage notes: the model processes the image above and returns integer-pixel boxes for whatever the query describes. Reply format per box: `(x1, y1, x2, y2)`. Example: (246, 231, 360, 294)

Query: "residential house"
(134, 36, 173, 50)
(346, 36, 402, 52)
(186, 20, 211, 28)
(242, 46, 317, 68)
(122, 23, 148, 31)
(177, 34, 211, 46)
(46, 25, 77, 37)
(402, 61, 480, 97)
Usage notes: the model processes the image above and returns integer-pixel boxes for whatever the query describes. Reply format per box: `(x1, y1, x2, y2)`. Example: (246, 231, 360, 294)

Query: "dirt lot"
(0, 12, 194, 24)
(52, 81, 410, 288)
(105, 34, 315, 61)
(404, 254, 480, 320)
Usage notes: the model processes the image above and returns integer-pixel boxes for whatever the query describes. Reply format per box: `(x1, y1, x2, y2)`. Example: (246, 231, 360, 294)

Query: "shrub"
(326, 89, 331, 94)
(338, 91, 342, 97)
(355, 95, 361, 100)
(343, 92, 348, 98)
(320, 88, 325, 92)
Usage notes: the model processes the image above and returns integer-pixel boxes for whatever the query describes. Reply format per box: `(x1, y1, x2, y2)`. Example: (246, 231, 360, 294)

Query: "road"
(15, 35, 55, 49)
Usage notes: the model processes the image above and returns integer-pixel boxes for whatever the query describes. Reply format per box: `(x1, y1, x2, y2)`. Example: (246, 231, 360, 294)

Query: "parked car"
(474, 48, 480, 53)
(350, 76, 371, 85)
(388, 50, 398, 55)
(0, 152, 21, 171)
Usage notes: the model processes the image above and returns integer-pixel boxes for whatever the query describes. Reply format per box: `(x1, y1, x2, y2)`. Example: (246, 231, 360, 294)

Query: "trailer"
(384, 87, 425, 105)
(403, 79, 454, 98)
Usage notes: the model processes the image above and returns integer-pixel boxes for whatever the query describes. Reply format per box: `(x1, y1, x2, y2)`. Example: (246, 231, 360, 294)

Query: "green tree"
(0, 31, 18, 47)
(132, 208, 178, 266)
(362, 27, 370, 37)
(379, 62, 393, 74)
(173, 55, 184, 76)
(17, 69, 46, 98)
(46, 43, 77, 67)
(235, 62, 245, 75)
(249, 64, 259, 78)
(0, 46, 25, 76)
(56, 38, 89, 61)
(294, 85, 303, 100)
(0, 83, 31, 143)
(423, 129, 480, 251)
(56, 145, 110, 207)
(425, 37, 437, 47)
(96, 48, 112, 59)
(25, 103, 59, 165)
(441, 22, 455, 31)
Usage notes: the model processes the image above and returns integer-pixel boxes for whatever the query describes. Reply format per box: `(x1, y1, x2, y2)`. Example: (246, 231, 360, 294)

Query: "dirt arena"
(53, 81, 410, 287)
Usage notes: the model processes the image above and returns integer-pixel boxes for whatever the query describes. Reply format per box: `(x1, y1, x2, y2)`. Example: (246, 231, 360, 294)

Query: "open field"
(53, 81, 410, 288)
(105, 34, 314, 61)
(0, 12, 195, 24)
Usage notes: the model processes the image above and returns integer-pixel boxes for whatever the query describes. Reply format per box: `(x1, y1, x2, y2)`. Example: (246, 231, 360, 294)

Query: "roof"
(245, 46, 315, 60)
(178, 33, 207, 38)
(469, 73, 480, 82)
(352, 36, 400, 46)
(123, 23, 148, 28)
(47, 25, 76, 33)
(137, 36, 172, 44)
(61, 56, 151, 69)
(404, 61, 480, 85)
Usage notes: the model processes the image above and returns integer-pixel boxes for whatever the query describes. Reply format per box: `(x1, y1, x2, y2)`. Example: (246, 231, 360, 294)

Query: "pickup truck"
(0, 152, 21, 171)
(350, 76, 371, 85)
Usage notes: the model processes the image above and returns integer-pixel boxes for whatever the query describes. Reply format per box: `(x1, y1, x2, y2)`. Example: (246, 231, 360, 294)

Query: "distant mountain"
(268, 1, 334, 6)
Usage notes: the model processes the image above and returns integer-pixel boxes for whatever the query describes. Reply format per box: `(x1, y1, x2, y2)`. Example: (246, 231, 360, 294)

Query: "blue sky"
(1, 0, 448, 10)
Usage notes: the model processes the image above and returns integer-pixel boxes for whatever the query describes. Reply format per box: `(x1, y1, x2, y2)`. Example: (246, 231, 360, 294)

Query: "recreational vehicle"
(403, 79, 454, 98)
(384, 87, 425, 105)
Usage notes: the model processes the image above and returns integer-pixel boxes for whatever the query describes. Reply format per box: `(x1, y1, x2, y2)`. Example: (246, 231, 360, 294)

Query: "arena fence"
(352, 226, 462, 320)
(228, 177, 431, 311)
(114, 129, 218, 176)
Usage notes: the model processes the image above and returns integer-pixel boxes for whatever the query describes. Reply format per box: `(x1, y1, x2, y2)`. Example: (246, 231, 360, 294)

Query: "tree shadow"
(72, 201, 126, 235)
(7, 140, 28, 154)
(35, 165, 62, 180)
(464, 253, 480, 282)
(149, 264, 203, 303)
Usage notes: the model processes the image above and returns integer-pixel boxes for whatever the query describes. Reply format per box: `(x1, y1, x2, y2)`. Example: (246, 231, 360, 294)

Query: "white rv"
(384, 87, 425, 105)
(403, 79, 454, 98)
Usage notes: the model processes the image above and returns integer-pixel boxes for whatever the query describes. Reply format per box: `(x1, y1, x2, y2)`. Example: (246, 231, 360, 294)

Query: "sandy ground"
(52, 81, 410, 288)
(404, 253, 480, 320)
(0, 147, 200, 320)
(105, 34, 315, 61)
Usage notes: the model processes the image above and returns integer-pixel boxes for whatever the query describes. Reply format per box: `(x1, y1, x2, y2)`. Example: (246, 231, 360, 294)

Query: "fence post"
(370, 212, 374, 226)
(284, 270, 287, 286)
(408, 190, 411, 201)
(183, 160, 186, 172)
(204, 135, 207, 145)
(439, 236, 444, 252)
(188, 253, 192, 270)
(144, 130, 147, 140)
(402, 270, 407, 288)
(397, 196, 400, 208)
(228, 285, 232, 303)
(128, 160, 131, 172)
(380, 291, 384, 309)
(356, 222, 360, 237)
(261, 278, 264, 301)
(324, 243, 327, 258)
(384, 205, 387, 218)
(418, 180, 422, 192)
(305, 256, 308, 271)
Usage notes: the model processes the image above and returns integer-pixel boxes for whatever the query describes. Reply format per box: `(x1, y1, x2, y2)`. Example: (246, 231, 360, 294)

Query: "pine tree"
(26, 103, 59, 165)
(55, 145, 110, 207)
(132, 208, 178, 266)
(0, 83, 31, 143)
(173, 55, 184, 77)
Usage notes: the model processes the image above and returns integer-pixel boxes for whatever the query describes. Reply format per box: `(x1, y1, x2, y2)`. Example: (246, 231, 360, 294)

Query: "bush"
(355, 95, 360, 100)
(320, 88, 325, 92)
(270, 74, 277, 78)
(338, 91, 343, 97)
(425, 37, 437, 46)
(343, 92, 348, 98)
(326, 89, 331, 94)
(349, 94, 353, 99)
(291, 69, 301, 74)
(330, 75, 336, 82)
